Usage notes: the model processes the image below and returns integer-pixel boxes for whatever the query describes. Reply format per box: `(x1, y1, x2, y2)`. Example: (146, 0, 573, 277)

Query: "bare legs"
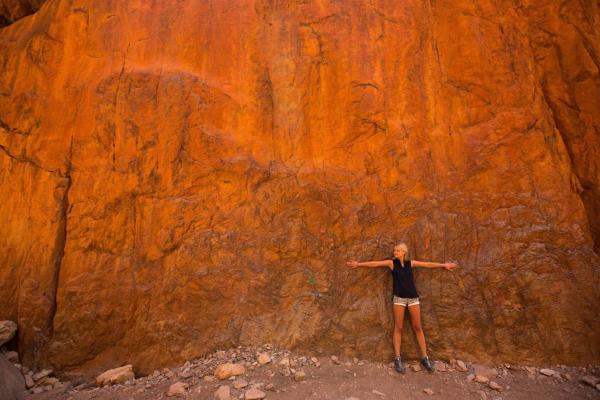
(392, 304, 405, 357)
(407, 303, 428, 357)
(392, 303, 428, 358)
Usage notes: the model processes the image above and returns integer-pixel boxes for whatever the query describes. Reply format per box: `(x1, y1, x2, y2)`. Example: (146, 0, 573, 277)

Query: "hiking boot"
(421, 356, 434, 372)
(394, 357, 406, 374)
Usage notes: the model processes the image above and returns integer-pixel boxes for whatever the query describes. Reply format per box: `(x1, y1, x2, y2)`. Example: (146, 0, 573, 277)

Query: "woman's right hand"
(346, 260, 359, 268)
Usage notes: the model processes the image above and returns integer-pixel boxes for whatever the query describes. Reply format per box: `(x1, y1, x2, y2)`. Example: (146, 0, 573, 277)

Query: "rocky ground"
(15, 345, 600, 400)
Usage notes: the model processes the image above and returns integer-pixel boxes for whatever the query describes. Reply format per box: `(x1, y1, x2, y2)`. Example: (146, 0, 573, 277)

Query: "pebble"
(32, 369, 53, 381)
(456, 360, 468, 372)
(581, 375, 600, 388)
(233, 378, 248, 389)
(472, 364, 498, 379)
(539, 368, 556, 377)
(294, 370, 306, 382)
(244, 388, 266, 399)
(214, 385, 231, 400)
(372, 389, 386, 396)
(278, 357, 290, 367)
(25, 374, 35, 388)
(166, 381, 188, 396)
(488, 381, 502, 391)
(475, 389, 487, 400)
(423, 388, 434, 395)
(434, 361, 447, 372)
(257, 352, 271, 365)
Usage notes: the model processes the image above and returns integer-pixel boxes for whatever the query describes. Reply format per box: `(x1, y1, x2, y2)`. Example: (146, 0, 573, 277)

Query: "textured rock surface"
(0, 0, 44, 27)
(0, 0, 599, 377)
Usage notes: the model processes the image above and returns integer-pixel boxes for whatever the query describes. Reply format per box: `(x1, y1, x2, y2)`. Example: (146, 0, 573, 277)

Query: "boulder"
(0, 352, 25, 400)
(0, 321, 17, 346)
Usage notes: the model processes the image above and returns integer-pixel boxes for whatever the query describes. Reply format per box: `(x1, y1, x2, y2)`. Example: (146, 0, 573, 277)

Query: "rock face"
(0, 0, 599, 376)
(0, 0, 44, 27)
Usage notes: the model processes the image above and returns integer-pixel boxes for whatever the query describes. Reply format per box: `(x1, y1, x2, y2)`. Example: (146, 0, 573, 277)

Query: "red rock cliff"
(0, 0, 599, 377)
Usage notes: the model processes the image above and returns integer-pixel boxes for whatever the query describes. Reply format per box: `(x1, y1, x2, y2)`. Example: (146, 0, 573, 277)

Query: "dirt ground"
(24, 345, 600, 400)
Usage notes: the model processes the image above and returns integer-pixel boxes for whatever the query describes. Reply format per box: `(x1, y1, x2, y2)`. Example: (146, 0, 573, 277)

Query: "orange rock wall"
(0, 0, 599, 377)
(0, 0, 43, 26)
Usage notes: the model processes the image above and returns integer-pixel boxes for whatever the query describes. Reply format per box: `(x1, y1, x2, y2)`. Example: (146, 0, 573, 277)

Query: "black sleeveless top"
(390, 258, 419, 298)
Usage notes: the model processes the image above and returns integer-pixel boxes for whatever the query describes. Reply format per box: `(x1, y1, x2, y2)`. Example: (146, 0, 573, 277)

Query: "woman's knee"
(394, 324, 403, 334)
(412, 323, 422, 332)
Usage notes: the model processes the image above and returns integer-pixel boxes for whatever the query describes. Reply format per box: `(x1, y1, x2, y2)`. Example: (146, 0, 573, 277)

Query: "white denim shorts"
(393, 295, 420, 307)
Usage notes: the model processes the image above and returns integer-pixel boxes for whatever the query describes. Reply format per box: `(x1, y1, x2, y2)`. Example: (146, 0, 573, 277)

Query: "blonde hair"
(395, 243, 408, 253)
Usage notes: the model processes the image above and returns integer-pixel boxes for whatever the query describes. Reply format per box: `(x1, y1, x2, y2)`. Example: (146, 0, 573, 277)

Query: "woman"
(346, 243, 459, 373)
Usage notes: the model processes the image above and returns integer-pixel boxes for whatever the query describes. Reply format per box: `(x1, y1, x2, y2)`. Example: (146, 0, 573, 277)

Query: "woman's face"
(393, 246, 406, 259)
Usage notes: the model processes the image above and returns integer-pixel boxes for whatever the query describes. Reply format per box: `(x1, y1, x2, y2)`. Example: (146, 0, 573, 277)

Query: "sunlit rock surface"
(0, 0, 598, 377)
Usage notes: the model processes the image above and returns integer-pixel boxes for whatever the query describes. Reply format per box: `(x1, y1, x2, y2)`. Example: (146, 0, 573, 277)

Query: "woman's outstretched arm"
(412, 260, 459, 271)
(346, 260, 393, 269)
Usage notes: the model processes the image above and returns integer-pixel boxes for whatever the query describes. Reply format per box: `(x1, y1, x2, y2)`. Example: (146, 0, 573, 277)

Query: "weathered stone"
(0, 352, 25, 400)
(257, 352, 271, 365)
(488, 381, 502, 391)
(294, 370, 306, 381)
(423, 388, 434, 395)
(472, 364, 497, 380)
(0, 321, 17, 346)
(581, 375, 600, 388)
(456, 360, 468, 372)
(244, 388, 266, 400)
(474, 375, 489, 384)
(167, 381, 188, 397)
(434, 361, 447, 372)
(24, 374, 35, 388)
(214, 385, 231, 400)
(539, 368, 556, 377)
(95, 365, 135, 387)
(214, 363, 245, 380)
(233, 378, 248, 389)
(0, 0, 45, 27)
(40, 376, 59, 386)
(0, 0, 599, 377)
(32, 369, 53, 382)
